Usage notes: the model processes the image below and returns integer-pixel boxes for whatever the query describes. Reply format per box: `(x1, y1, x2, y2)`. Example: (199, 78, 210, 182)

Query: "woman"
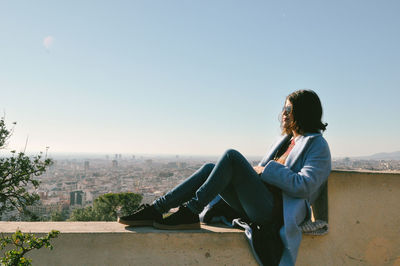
(118, 89, 331, 266)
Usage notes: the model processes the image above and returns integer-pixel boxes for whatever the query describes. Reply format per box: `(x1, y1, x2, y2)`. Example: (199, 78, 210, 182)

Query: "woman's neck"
(292, 131, 300, 138)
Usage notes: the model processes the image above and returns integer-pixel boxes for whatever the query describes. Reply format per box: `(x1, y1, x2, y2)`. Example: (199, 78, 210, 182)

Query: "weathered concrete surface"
(0, 221, 244, 233)
(297, 170, 400, 266)
(0, 222, 257, 266)
(1, 170, 400, 265)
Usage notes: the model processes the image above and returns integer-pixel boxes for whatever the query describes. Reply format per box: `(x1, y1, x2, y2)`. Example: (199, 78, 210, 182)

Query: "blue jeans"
(153, 149, 277, 224)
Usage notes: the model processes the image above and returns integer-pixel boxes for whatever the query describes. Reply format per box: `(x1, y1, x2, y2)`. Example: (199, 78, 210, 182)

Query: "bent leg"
(186, 149, 275, 224)
(153, 163, 215, 213)
(220, 177, 279, 225)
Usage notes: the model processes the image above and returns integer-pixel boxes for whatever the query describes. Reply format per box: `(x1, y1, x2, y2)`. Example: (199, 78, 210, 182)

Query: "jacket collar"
(261, 133, 322, 167)
(262, 135, 291, 164)
(285, 133, 321, 167)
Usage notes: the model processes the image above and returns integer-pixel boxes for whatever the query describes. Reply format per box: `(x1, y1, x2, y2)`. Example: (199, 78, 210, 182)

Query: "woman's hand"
(253, 166, 265, 175)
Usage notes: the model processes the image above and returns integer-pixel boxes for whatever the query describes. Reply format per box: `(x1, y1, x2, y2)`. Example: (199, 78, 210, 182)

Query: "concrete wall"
(1, 170, 400, 265)
(0, 222, 257, 266)
(298, 170, 400, 266)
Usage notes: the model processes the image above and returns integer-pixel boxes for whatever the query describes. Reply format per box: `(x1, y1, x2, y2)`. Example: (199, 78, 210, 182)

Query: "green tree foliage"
(0, 230, 59, 266)
(70, 192, 142, 221)
(0, 119, 52, 218)
(0, 118, 59, 265)
(69, 206, 96, 221)
(50, 210, 69, 221)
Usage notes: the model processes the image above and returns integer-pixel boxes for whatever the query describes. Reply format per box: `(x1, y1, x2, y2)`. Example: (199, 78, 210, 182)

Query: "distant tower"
(84, 161, 89, 171)
(70, 190, 84, 206)
(112, 160, 118, 168)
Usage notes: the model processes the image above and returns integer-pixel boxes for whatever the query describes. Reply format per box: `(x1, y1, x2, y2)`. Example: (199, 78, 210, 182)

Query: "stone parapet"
(0, 222, 257, 266)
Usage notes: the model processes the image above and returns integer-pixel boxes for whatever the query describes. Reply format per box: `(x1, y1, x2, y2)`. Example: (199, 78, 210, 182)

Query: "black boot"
(153, 205, 200, 230)
(118, 204, 162, 226)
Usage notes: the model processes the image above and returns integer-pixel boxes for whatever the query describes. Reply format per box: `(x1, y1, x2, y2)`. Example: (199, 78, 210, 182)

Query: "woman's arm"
(260, 137, 331, 199)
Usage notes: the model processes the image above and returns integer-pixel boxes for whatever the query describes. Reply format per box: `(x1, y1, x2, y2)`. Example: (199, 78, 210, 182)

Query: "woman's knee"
(223, 149, 247, 162)
(224, 149, 241, 157)
(202, 163, 215, 172)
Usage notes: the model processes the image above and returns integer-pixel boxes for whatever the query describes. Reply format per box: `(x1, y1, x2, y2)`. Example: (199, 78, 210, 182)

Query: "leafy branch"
(0, 230, 59, 266)
(0, 117, 59, 265)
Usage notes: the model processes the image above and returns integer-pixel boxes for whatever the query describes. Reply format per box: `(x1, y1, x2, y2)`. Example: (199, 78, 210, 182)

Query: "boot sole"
(117, 218, 154, 227)
(152, 221, 201, 230)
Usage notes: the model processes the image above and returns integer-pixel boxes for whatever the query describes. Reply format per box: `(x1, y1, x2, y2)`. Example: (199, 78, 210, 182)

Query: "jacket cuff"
(261, 160, 284, 183)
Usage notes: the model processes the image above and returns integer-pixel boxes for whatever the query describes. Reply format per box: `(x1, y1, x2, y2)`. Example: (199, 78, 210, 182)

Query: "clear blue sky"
(1, 0, 399, 157)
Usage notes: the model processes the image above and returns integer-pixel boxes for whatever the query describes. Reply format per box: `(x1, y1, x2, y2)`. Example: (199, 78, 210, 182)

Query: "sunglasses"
(282, 105, 292, 115)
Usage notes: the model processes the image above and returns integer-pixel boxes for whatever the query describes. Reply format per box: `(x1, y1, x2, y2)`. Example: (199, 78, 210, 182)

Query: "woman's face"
(281, 99, 293, 130)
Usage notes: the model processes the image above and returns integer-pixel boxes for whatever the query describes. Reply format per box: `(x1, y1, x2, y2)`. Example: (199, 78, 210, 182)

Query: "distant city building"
(26, 203, 62, 217)
(112, 160, 118, 168)
(64, 181, 78, 191)
(178, 162, 187, 168)
(38, 191, 48, 200)
(158, 172, 174, 177)
(167, 162, 178, 168)
(84, 161, 90, 171)
(70, 190, 84, 206)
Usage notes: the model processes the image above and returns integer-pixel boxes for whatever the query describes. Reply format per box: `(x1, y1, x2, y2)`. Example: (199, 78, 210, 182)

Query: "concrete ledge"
(0, 221, 245, 233)
(0, 222, 257, 266)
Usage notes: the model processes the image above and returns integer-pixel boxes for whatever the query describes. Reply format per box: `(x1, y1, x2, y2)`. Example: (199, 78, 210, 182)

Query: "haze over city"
(1, 1, 399, 158)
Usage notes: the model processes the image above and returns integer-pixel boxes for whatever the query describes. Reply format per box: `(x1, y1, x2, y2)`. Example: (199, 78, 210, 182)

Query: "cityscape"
(1, 153, 399, 221)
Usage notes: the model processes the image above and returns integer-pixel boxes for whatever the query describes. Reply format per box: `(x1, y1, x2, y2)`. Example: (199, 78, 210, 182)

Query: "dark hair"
(282, 89, 327, 135)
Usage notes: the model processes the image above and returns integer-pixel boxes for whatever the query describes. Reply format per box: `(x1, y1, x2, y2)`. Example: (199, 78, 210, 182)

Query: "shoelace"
(134, 203, 150, 213)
